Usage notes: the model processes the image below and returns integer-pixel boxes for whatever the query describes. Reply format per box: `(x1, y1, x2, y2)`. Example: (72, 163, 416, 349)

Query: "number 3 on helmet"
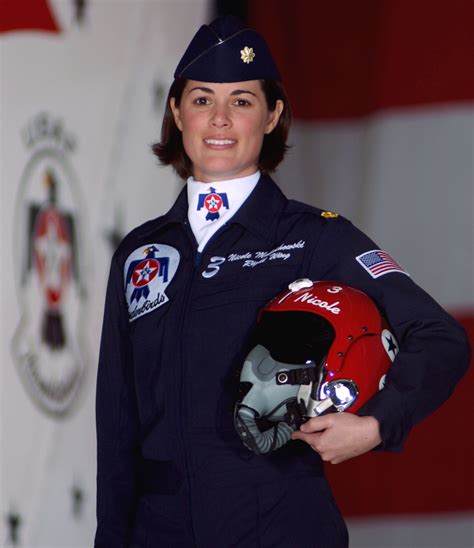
(234, 279, 399, 455)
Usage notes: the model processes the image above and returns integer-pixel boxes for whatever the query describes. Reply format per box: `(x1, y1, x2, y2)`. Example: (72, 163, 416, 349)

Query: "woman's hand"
(291, 413, 382, 464)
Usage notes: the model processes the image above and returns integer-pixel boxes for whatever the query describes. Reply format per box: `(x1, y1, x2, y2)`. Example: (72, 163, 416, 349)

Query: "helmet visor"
(254, 311, 335, 365)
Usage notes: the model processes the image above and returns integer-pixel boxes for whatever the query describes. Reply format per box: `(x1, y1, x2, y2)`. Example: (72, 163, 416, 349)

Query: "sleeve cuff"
(357, 387, 409, 452)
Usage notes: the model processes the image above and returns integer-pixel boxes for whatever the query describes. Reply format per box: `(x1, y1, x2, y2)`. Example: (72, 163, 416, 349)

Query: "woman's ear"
(265, 99, 284, 134)
(170, 97, 183, 131)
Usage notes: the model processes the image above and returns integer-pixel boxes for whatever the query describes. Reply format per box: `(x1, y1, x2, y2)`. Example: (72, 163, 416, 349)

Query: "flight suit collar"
(153, 173, 287, 245)
(229, 173, 287, 244)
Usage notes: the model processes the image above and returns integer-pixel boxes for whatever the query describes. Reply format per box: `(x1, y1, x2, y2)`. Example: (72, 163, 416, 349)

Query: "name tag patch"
(202, 240, 305, 278)
(124, 244, 180, 321)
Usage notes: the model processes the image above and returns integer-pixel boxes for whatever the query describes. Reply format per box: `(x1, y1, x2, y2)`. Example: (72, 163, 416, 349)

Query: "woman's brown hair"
(152, 78, 292, 180)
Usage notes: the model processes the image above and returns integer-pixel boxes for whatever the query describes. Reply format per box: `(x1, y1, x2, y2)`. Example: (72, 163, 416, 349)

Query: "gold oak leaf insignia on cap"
(240, 46, 255, 64)
(321, 211, 339, 219)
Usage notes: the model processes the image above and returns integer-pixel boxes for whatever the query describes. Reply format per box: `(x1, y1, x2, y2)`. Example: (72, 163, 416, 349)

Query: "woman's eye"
(234, 98, 251, 107)
(193, 97, 210, 106)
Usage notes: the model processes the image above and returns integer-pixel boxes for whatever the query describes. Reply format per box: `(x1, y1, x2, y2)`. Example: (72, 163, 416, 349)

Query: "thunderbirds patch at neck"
(197, 186, 229, 221)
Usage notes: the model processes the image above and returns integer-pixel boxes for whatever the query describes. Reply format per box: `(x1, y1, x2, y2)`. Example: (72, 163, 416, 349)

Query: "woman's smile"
(203, 137, 237, 148)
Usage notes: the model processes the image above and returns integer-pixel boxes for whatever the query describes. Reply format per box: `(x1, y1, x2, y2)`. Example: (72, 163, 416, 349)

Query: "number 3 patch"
(202, 256, 226, 279)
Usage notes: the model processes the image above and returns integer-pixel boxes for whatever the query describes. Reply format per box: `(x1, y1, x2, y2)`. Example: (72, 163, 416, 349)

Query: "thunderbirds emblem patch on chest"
(124, 244, 180, 321)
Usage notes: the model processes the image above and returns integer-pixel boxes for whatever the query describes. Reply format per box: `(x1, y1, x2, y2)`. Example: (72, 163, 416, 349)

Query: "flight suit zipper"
(176, 220, 230, 546)
(176, 221, 200, 546)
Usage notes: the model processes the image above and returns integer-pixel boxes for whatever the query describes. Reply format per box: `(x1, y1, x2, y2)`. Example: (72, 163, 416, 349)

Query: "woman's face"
(170, 80, 283, 182)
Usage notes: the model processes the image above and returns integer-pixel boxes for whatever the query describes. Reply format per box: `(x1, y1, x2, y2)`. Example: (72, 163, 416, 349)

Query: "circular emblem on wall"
(11, 113, 88, 417)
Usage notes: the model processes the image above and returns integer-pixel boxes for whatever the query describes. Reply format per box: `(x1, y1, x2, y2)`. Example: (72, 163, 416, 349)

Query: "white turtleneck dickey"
(187, 171, 260, 252)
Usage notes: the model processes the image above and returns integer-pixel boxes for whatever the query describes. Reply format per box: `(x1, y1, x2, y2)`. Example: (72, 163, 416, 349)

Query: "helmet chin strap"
(297, 382, 334, 417)
(283, 381, 330, 429)
(285, 378, 359, 430)
(234, 405, 295, 455)
(297, 378, 359, 419)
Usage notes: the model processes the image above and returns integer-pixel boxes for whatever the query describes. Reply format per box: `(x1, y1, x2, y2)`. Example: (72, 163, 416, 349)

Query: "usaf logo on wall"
(11, 112, 88, 417)
(124, 244, 180, 321)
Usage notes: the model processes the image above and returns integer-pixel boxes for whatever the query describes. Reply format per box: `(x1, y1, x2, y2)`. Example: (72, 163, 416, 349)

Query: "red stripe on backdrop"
(0, 0, 60, 34)
(248, 0, 474, 120)
(325, 313, 473, 516)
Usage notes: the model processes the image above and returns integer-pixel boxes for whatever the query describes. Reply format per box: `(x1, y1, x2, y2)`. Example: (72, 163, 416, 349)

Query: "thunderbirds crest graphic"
(197, 187, 229, 221)
(12, 112, 88, 417)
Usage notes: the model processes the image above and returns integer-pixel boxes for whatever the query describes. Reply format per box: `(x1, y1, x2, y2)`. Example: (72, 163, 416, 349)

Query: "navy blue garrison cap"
(174, 15, 281, 82)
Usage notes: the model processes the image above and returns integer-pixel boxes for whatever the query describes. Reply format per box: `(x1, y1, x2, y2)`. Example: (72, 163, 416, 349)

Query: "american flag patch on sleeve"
(356, 250, 409, 279)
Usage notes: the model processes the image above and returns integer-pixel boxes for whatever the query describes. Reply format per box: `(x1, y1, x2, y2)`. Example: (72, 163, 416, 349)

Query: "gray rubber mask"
(234, 344, 311, 455)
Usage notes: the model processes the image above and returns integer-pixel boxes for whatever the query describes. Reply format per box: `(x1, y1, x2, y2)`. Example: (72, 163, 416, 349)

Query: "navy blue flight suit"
(95, 174, 470, 547)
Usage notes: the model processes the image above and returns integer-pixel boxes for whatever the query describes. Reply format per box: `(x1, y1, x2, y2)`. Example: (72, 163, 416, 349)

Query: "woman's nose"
(210, 105, 231, 128)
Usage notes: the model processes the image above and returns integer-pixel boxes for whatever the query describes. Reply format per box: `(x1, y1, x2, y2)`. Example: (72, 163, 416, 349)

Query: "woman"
(95, 15, 470, 547)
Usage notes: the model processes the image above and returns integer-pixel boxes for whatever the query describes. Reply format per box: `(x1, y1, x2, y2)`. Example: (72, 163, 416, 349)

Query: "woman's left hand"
(291, 413, 382, 464)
